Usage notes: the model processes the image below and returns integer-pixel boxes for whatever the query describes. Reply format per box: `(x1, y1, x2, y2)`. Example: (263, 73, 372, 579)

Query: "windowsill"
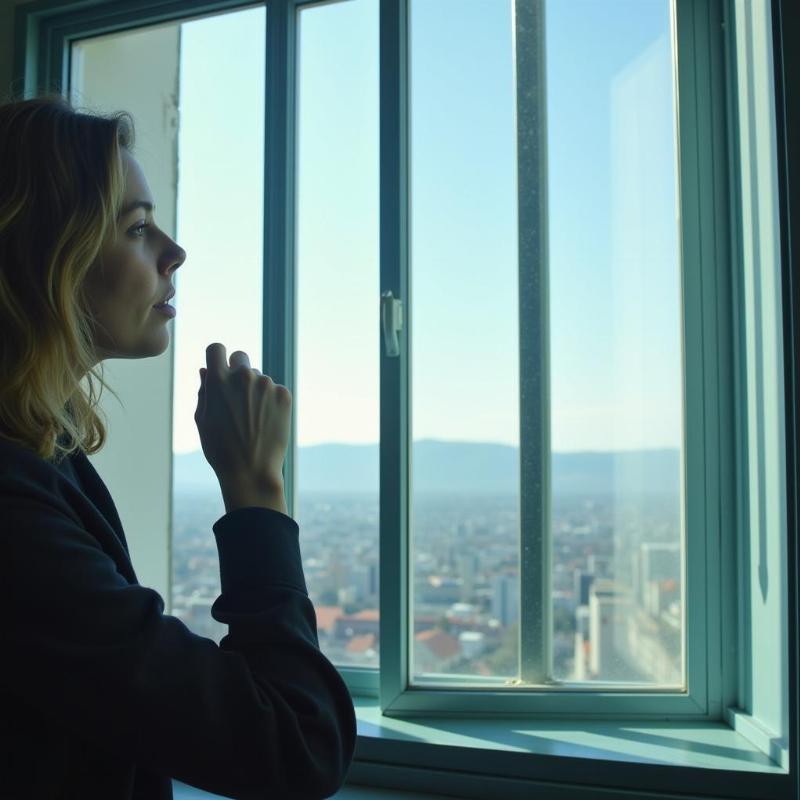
(351, 695, 785, 771)
(347, 695, 790, 799)
(172, 697, 788, 800)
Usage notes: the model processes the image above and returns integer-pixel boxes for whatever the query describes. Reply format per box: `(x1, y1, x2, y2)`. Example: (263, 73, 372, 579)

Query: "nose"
(173, 245, 187, 268)
(163, 240, 186, 274)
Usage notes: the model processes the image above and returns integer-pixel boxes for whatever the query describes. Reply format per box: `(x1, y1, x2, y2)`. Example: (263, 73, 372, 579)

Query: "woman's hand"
(194, 343, 292, 496)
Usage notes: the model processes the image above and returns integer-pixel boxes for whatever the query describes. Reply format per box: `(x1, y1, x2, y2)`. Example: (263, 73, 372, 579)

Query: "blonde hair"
(0, 93, 135, 464)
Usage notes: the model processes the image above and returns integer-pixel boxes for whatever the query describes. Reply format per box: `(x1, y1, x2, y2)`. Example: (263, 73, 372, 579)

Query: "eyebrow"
(119, 200, 156, 218)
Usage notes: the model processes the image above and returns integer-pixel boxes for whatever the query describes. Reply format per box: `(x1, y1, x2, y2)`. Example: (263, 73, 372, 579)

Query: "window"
(380, 0, 702, 717)
(406, 0, 684, 693)
(16, 0, 797, 796)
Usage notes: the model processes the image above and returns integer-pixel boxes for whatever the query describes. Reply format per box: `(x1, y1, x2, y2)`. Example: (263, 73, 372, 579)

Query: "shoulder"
(0, 434, 80, 505)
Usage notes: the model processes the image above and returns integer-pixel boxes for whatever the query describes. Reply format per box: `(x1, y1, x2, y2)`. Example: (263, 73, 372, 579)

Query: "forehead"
(120, 149, 153, 203)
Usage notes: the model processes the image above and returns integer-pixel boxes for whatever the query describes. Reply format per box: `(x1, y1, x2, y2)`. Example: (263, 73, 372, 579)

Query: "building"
(458, 630, 486, 660)
(491, 573, 518, 627)
(588, 579, 636, 680)
(414, 628, 461, 674)
(635, 542, 680, 616)
(457, 552, 480, 602)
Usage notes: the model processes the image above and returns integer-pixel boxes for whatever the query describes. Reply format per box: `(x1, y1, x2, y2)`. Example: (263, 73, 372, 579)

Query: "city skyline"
(171, 482, 682, 683)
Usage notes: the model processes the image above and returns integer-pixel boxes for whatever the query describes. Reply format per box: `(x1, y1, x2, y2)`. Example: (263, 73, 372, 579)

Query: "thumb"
(198, 369, 207, 412)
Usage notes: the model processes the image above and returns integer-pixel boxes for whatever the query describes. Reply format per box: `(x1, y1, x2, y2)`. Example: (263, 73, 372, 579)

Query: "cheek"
(110, 247, 151, 293)
(93, 239, 156, 309)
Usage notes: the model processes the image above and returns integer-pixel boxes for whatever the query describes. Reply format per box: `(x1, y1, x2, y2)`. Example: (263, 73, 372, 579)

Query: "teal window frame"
(377, 0, 722, 719)
(12, 0, 799, 797)
(773, 0, 800, 790)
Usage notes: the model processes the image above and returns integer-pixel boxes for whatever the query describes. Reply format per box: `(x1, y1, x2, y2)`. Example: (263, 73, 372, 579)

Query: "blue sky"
(171, 0, 680, 455)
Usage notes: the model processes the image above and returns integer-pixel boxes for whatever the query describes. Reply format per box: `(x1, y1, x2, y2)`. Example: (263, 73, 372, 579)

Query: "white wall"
(70, 23, 181, 607)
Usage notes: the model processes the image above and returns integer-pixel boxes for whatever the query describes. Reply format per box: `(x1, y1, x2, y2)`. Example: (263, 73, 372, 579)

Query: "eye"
(130, 222, 149, 237)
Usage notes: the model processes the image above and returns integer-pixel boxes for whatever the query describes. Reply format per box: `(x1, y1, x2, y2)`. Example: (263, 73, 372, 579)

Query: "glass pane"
(295, 0, 380, 669)
(71, 7, 267, 647)
(408, 0, 683, 690)
(170, 8, 267, 645)
(547, 0, 684, 686)
(409, 0, 521, 685)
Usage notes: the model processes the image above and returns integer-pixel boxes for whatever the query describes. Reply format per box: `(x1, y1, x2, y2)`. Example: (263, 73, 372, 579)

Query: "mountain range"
(173, 440, 680, 495)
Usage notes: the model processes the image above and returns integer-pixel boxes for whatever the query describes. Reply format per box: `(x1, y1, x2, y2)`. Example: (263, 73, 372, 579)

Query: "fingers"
(229, 350, 251, 370)
(196, 368, 207, 417)
(206, 343, 252, 375)
(205, 344, 270, 381)
(206, 343, 227, 377)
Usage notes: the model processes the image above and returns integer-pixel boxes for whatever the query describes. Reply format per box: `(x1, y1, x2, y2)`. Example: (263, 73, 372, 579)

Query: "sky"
(105, 0, 682, 455)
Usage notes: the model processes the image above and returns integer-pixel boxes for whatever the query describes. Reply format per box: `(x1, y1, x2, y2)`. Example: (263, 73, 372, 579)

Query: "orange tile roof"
(350, 609, 379, 621)
(415, 628, 460, 659)
(346, 633, 376, 654)
(314, 606, 343, 633)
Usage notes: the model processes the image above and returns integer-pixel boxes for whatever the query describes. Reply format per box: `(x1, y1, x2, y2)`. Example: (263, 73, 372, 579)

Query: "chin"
(148, 331, 171, 357)
(117, 332, 171, 360)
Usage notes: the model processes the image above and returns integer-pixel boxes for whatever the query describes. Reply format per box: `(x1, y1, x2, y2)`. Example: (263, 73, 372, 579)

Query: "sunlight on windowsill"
(351, 696, 788, 774)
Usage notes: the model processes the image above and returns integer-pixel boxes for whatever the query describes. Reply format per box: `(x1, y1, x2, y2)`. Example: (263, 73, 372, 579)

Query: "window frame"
(772, 0, 800, 789)
(376, 0, 723, 719)
(12, 0, 799, 796)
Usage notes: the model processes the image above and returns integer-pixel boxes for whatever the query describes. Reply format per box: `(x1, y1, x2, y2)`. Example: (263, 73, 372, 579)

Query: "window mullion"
(378, 0, 409, 710)
(266, 0, 296, 513)
(516, 0, 551, 687)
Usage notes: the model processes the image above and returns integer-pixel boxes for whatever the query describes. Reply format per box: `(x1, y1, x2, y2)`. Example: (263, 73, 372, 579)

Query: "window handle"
(381, 290, 403, 357)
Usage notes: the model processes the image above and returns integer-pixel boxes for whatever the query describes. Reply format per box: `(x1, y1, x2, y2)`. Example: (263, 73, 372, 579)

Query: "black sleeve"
(1, 498, 357, 800)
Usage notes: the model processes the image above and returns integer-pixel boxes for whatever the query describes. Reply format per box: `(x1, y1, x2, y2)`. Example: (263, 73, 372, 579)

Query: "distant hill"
(173, 440, 680, 496)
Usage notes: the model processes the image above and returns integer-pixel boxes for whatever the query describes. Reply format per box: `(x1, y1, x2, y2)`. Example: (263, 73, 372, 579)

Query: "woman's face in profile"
(83, 149, 186, 365)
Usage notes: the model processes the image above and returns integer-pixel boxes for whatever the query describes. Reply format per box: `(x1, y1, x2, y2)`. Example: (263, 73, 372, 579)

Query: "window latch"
(381, 290, 403, 357)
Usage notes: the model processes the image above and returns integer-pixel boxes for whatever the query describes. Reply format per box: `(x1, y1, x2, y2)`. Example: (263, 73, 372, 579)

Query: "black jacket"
(0, 435, 357, 799)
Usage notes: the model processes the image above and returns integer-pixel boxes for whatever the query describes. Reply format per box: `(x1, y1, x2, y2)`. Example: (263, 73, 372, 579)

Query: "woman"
(0, 94, 356, 799)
